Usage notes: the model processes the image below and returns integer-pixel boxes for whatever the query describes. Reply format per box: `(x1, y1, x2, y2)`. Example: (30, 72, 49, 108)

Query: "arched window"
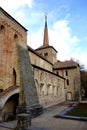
(67, 79, 69, 85)
(14, 34, 18, 43)
(65, 70, 68, 76)
(13, 68, 16, 86)
(44, 52, 48, 56)
(0, 25, 5, 34)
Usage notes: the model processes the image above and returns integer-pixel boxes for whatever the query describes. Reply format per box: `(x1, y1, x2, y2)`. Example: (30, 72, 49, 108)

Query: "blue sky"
(0, 0, 87, 69)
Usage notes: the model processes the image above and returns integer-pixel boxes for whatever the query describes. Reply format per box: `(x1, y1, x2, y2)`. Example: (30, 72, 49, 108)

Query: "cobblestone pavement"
(0, 102, 87, 130)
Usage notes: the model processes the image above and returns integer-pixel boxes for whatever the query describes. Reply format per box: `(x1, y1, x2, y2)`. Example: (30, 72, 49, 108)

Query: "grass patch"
(66, 103, 87, 117)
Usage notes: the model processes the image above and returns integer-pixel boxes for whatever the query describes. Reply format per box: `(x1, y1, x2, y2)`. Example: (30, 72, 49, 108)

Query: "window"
(57, 72, 59, 75)
(0, 89, 3, 93)
(0, 25, 4, 31)
(65, 70, 68, 76)
(44, 52, 48, 56)
(0, 25, 5, 34)
(14, 34, 18, 44)
(67, 79, 69, 85)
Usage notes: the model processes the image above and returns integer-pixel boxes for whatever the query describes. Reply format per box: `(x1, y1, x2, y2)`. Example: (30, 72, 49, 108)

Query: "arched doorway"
(67, 92, 72, 101)
(1, 94, 19, 121)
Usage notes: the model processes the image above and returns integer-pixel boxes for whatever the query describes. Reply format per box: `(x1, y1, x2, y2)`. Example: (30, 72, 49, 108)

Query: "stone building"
(53, 60, 81, 101)
(0, 7, 81, 121)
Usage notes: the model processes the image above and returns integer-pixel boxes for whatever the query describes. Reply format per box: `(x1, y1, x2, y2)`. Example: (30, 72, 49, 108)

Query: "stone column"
(15, 44, 43, 129)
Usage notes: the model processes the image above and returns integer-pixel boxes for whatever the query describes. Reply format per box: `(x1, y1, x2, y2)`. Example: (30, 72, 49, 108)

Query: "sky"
(0, 0, 87, 70)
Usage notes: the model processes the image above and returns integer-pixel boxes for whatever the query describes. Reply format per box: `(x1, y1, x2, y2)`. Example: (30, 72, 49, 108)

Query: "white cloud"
(0, 0, 33, 12)
(27, 29, 43, 48)
(49, 20, 79, 60)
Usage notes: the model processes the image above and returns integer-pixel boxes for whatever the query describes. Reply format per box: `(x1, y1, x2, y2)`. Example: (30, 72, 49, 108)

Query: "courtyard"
(0, 102, 87, 130)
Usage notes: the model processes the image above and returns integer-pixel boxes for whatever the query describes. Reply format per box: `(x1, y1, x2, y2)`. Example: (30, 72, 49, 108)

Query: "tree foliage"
(80, 69, 87, 98)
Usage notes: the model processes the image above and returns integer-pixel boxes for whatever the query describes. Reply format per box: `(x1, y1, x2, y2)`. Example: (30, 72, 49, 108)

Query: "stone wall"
(0, 9, 27, 90)
(33, 66, 66, 107)
(36, 47, 57, 65)
(54, 67, 81, 101)
(29, 51, 53, 72)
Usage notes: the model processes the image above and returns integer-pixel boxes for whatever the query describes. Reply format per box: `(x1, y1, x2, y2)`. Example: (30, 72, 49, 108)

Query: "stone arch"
(56, 86, 59, 96)
(1, 93, 19, 121)
(13, 34, 21, 86)
(40, 72, 44, 81)
(0, 87, 19, 108)
(52, 85, 55, 95)
(46, 84, 51, 95)
(35, 79, 39, 95)
(14, 34, 18, 43)
(66, 92, 72, 101)
(40, 83, 44, 96)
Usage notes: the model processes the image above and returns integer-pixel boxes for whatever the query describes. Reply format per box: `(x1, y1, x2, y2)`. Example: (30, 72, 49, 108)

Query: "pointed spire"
(43, 14, 49, 46)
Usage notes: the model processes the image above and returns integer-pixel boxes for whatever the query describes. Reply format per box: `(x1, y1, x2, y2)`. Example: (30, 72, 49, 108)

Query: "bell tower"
(35, 14, 57, 65)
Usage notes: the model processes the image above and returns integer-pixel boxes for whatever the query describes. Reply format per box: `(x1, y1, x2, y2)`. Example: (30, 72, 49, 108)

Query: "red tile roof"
(53, 60, 79, 69)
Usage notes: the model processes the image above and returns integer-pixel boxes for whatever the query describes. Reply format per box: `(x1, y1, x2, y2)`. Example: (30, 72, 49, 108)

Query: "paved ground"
(0, 102, 87, 130)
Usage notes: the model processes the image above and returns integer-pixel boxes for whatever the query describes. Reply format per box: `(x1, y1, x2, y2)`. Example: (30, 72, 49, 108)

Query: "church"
(0, 7, 81, 121)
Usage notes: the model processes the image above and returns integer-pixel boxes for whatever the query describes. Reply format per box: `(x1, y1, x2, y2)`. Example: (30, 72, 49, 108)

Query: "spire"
(43, 14, 49, 46)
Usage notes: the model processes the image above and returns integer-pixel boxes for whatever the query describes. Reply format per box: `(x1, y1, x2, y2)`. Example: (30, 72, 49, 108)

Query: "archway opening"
(67, 92, 72, 101)
(1, 93, 19, 121)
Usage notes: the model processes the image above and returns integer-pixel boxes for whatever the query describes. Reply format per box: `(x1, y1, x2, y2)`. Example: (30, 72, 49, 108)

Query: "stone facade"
(33, 65, 65, 107)
(53, 61, 81, 101)
(0, 7, 27, 90)
(35, 46, 57, 65)
(0, 7, 42, 121)
(28, 47, 53, 72)
(28, 46, 66, 107)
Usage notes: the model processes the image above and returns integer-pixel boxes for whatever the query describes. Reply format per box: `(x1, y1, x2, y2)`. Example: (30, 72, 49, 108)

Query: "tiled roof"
(35, 45, 57, 52)
(53, 60, 79, 69)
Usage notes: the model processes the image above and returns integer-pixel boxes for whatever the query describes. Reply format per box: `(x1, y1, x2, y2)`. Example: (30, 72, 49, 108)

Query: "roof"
(0, 7, 27, 31)
(32, 64, 65, 80)
(35, 45, 57, 53)
(53, 60, 79, 70)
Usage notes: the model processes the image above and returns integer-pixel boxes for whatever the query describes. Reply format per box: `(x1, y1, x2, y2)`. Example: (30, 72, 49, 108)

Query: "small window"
(57, 72, 59, 75)
(67, 79, 69, 85)
(44, 52, 48, 56)
(0, 25, 5, 34)
(14, 34, 18, 43)
(0, 89, 3, 92)
(0, 25, 4, 30)
(14, 34, 18, 39)
(65, 70, 68, 76)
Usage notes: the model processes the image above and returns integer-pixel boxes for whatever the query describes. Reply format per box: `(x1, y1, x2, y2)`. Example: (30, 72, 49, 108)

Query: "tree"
(80, 70, 87, 98)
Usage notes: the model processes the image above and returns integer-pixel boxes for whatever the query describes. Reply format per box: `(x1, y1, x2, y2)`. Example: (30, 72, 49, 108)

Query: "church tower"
(35, 14, 57, 65)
